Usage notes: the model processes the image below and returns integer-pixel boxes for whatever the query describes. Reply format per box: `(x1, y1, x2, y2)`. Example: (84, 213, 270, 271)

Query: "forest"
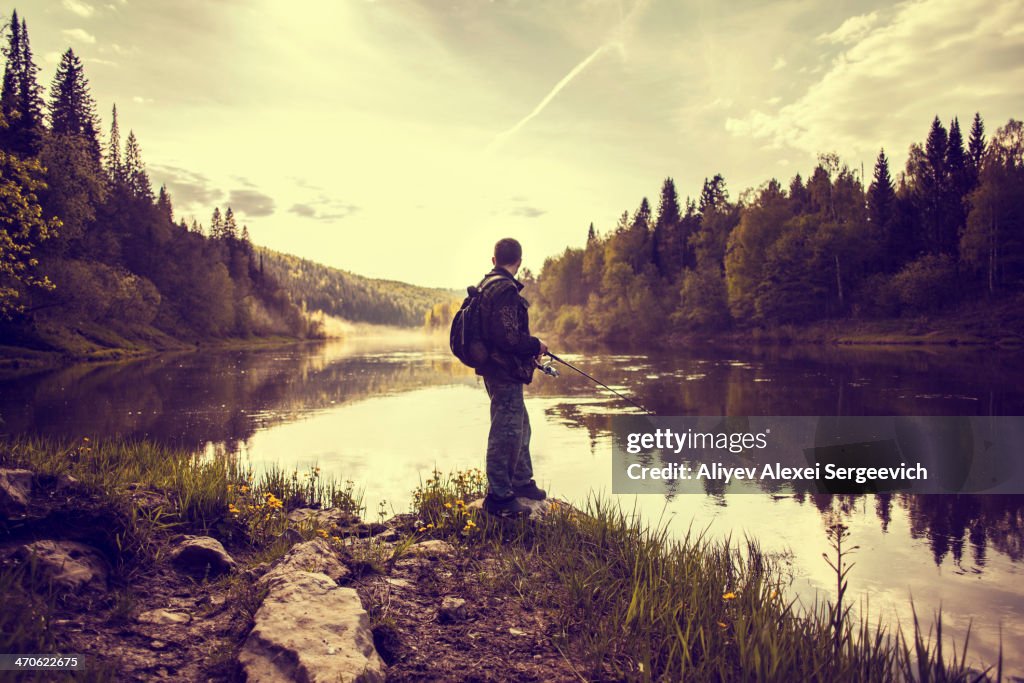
(519, 113, 1024, 345)
(0, 10, 323, 352)
(257, 247, 458, 328)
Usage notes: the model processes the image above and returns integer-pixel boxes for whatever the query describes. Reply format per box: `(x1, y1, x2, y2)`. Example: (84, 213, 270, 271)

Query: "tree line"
(258, 247, 459, 328)
(528, 113, 1024, 344)
(0, 10, 320, 344)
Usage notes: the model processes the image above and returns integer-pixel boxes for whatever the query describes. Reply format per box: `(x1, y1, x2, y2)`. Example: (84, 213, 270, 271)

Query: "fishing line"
(544, 351, 656, 416)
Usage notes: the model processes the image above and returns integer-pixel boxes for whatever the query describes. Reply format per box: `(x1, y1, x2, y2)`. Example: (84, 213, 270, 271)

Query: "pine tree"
(157, 185, 173, 223)
(967, 112, 986, 188)
(699, 174, 728, 216)
(122, 130, 152, 200)
(211, 207, 223, 239)
(49, 49, 101, 164)
(106, 104, 122, 185)
(587, 222, 596, 243)
(15, 18, 43, 155)
(788, 174, 809, 214)
(868, 149, 899, 268)
(224, 206, 237, 239)
(868, 149, 895, 228)
(0, 12, 22, 143)
(631, 197, 652, 232)
(0, 12, 44, 156)
(654, 177, 683, 279)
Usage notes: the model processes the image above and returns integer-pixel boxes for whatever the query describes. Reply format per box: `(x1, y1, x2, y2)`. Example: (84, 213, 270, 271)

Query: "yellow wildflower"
(722, 592, 737, 600)
(444, 502, 452, 509)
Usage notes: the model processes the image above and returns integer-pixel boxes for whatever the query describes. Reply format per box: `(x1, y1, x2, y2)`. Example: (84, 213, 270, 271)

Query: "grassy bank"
(669, 296, 1024, 349)
(0, 318, 319, 380)
(0, 437, 1003, 681)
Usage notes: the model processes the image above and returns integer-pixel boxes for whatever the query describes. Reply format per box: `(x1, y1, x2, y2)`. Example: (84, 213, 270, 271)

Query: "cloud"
(132, 95, 154, 104)
(62, 28, 97, 44)
(725, 0, 1024, 167)
(228, 189, 276, 217)
(772, 56, 787, 71)
(816, 11, 879, 45)
(62, 0, 95, 18)
(288, 200, 360, 221)
(149, 164, 223, 208)
(510, 205, 546, 219)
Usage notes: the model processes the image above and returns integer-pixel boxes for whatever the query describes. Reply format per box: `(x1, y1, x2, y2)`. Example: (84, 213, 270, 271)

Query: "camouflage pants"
(484, 377, 534, 499)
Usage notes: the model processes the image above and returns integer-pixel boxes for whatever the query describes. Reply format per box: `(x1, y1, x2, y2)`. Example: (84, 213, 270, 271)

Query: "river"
(1, 335, 1022, 673)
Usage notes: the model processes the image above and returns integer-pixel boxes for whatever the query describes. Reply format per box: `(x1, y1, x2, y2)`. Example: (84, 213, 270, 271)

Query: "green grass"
(0, 441, 1004, 681)
(411, 469, 1002, 682)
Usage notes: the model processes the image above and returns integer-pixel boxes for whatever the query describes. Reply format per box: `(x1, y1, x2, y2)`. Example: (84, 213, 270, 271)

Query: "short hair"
(494, 238, 522, 266)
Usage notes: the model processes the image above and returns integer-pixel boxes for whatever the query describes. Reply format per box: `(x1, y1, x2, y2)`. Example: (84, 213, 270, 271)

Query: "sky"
(16, 0, 1024, 289)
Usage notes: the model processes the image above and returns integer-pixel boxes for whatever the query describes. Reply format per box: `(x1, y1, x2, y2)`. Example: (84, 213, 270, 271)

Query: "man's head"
(492, 237, 523, 275)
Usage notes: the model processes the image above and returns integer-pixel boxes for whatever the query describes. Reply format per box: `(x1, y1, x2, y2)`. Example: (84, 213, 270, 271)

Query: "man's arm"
(488, 286, 541, 357)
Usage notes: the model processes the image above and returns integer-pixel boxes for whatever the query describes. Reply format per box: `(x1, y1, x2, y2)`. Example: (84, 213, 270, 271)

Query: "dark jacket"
(476, 267, 541, 384)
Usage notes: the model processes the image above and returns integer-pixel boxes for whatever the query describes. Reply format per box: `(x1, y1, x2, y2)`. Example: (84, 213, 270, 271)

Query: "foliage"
(0, 147, 58, 317)
(530, 112, 1023, 344)
(258, 246, 458, 328)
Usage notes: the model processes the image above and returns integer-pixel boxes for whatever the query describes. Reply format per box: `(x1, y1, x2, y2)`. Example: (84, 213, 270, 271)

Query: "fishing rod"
(540, 351, 656, 416)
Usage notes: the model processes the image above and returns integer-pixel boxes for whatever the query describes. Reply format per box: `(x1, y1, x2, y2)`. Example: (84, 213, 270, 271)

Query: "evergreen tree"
(211, 207, 223, 239)
(106, 104, 122, 185)
(868, 149, 897, 267)
(587, 222, 596, 243)
(653, 177, 682, 278)
(157, 185, 173, 224)
(122, 130, 152, 200)
(49, 49, 102, 163)
(224, 206, 237, 239)
(968, 112, 986, 188)
(788, 173, 809, 214)
(631, 197, 652, 232)
(0, 12, 44, 156)
(698, 174, 728, 216)
(0, 12, 22, 147)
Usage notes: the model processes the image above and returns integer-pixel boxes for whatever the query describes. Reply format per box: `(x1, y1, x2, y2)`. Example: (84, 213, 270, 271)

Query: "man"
(477, 238, 548, 517)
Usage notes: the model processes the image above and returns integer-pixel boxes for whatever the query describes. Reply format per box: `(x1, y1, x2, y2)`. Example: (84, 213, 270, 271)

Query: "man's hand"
(537, 340, 548, 357)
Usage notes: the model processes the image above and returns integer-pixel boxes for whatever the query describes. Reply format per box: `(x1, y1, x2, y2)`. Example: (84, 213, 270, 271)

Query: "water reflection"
(2, 337, 1023, 672)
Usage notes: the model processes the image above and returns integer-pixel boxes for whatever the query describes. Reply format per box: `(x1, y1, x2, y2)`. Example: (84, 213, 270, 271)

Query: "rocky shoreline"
(1, 466, 575, 681)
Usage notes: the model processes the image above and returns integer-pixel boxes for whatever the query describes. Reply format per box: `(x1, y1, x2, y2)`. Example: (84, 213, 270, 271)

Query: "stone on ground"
(170, 535, 235, 579)
(0, 468, 33, 518)
(405, 539, 455, 559)
(438, 596, 468, 623)
(19, 540, 109, 592)
(239, 571, 385, 683)
(467, 496, 568, 520)
(137, 609, 191, 625)
(260, 538, 350, 588)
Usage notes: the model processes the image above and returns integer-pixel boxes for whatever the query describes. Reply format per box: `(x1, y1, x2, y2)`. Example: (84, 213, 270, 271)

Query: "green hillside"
(257, 247, 458, 328)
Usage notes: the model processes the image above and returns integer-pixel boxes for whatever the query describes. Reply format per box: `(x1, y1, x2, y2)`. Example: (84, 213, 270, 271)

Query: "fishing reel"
(536, 357, 560, 377)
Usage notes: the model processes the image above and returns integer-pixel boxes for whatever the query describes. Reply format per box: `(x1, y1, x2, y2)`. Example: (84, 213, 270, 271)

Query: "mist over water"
(2, 336, 1022, 673)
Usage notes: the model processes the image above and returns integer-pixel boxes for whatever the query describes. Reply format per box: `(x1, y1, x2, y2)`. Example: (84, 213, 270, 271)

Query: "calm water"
(2, 336, 1022, 673)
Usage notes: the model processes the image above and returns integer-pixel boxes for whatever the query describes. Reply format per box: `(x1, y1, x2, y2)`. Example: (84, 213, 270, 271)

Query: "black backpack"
(450, 274, 508, 368)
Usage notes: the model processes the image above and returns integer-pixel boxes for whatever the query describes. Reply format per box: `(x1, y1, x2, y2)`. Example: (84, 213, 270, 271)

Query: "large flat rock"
(259, 538, 350, 588)
(240, 571, 385, 682)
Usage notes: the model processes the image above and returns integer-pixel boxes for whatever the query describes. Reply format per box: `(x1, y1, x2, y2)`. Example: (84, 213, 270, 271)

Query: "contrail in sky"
(486, 0, 648, 153)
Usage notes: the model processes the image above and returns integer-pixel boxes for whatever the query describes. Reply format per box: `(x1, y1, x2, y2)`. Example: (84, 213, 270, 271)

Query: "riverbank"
(692, 297, 1024, 349)
(0, 437, 1003, 681)
(0, 318, 321, 381)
